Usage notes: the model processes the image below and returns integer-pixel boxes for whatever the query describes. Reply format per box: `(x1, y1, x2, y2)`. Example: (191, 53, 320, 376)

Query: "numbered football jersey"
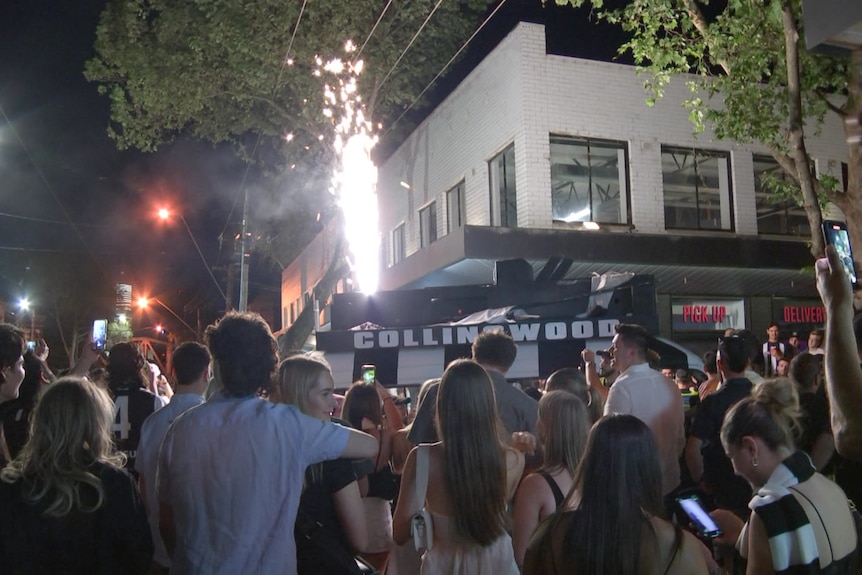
(112, 387, 165, 470)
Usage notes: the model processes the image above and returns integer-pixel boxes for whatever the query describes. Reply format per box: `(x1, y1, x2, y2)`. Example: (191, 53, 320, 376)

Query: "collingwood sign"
(316, 318, 629, 352)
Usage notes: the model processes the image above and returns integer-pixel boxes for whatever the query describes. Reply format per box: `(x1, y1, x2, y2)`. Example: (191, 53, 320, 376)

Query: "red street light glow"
(158, 208, 170, 220)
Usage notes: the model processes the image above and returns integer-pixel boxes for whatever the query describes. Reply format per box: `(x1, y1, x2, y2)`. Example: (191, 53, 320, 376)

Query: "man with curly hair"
(157, 311, 378, 575)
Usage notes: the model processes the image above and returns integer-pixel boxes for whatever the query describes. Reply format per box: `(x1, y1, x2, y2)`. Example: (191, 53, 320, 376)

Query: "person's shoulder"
(93, 461, 136, 488)
(518, 471, 551, 497)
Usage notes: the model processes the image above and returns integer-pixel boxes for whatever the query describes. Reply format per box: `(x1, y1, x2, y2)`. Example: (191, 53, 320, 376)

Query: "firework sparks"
(323, 41, 380, 294)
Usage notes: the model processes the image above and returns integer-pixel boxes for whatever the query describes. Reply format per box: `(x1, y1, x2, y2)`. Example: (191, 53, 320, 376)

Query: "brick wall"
(377, 22, 849, 258)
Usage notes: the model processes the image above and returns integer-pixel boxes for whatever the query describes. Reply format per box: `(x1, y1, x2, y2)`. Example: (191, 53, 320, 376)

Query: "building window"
(419, 202, 437, 248)
(662, 146, 733, 230)
(753, 155, 808, 236)
(550, 135, 629, 224)
(391, 223, 405, 265)
(489, 144, 517, 227)
(446, 181, 466, 233)
(289, 303, 295, 324)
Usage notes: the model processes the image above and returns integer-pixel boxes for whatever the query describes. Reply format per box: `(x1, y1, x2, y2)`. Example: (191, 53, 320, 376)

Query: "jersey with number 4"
(112, 387, 166, 470)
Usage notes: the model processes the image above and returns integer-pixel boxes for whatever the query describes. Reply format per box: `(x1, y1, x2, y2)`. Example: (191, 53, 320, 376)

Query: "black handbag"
(367, 464, 401, 501)
(295, 512, 379, 575)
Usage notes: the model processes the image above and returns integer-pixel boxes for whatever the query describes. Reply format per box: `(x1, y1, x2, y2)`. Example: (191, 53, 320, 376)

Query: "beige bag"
(411, 445, 434, 554)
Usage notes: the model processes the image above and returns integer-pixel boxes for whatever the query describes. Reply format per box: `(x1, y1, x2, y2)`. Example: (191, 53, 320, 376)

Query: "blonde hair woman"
(276, 355, 368, 575)
(0, 377, 153, 574)
(393, 359, 524, 574)
(711, 378, 858, 574)
(512, 391, 591, 566)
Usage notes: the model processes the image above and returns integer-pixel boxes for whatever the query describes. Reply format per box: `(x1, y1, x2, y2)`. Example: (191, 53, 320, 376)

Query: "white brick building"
(285, 22, 849, 350)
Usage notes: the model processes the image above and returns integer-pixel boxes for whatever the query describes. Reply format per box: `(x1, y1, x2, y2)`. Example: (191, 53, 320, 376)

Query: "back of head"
(545, 367, 602, 423)
(205, 311, 278, 398)
(1, 377, 123, 516)
(721, 378, 801, 452)
(437, 359, 507, 546)
(172, 342, 211, 387)
(106, 342, 146, 393)
(567, 414, 663, 574)
(341, 382, 381, 429)
(0, 323, 25, 374)
(276, 355, 332, 415)
(703, 350, 718, 375)
(732, 329, 763, 372)
(471, 330, 517, 373)
(718, 334, 750, 374)
(788, 352, 823, 393)
(614, 323, 649, 358)
(538, 390, 590, 473)
(17, 350, 45, 407)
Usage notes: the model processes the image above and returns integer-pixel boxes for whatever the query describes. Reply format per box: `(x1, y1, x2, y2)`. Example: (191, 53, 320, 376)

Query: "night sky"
(0, 0, 264, 330)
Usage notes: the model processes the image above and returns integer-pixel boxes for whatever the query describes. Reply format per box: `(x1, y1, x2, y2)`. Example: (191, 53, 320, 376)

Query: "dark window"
(446, 181, 466, 232)
(753, 155, 808, 236)
(489, 144, 517, 227)
(550, 135, 629, 224)
(419, 202, 437, 248)
(662, 146, 733, 230)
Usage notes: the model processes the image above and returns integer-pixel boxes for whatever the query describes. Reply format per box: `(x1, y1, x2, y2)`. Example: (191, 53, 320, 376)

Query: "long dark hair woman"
(524, 414, 707, 575)
(342, 381, 401, 570)
(0, 376, 153, 574)
(392, 359, 524, 574)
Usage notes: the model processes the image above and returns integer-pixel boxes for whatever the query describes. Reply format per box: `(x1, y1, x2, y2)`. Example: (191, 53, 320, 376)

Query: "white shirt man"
(136, 342, 211, 571)
(604, 324, 685, 496)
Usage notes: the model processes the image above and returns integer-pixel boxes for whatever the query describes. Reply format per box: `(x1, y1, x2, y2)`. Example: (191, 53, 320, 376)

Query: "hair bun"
(752, 377, 801, 429)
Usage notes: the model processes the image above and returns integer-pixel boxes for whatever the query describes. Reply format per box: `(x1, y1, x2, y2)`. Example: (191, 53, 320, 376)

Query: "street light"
(157, 208, 227, 302)
(137, 296, 197, 336)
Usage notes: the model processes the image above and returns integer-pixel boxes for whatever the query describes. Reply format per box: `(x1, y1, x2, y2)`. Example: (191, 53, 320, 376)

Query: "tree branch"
(814, 89, 848, 118)
(684, 0, 730, 75)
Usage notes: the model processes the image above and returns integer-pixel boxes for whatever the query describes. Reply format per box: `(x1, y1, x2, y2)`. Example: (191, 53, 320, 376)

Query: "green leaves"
(556, 0, 857, 258)
(85, 0, 487, 173)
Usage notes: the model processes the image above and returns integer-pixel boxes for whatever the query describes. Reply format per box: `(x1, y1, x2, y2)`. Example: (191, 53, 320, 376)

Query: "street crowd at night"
(0, 248, 860, 575)
(3, 0, 862, 573)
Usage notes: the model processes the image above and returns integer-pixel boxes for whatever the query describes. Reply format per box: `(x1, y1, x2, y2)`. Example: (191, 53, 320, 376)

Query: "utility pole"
(238, 189, 250, 312)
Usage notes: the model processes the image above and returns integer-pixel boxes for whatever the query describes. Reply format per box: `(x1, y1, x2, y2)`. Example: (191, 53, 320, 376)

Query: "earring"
(752, 457, 759, 468)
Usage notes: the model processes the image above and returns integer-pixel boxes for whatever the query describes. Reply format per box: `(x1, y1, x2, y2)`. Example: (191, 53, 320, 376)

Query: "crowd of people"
(0, 245, 859, 574)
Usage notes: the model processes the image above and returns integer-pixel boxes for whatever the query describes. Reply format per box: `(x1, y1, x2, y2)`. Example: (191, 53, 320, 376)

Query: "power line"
(0, 100, 104, 269)
(376, 0, 447, 93)
(0, 211, 109, 227)
(385, 0, 510, 137)
(353, 0, 393, 63)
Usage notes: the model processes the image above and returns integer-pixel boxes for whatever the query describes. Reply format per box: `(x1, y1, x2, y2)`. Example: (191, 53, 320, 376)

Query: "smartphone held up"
(92, 319, 107, 351)
(822, 220, 858, 289)
(361, 364, 376, 385)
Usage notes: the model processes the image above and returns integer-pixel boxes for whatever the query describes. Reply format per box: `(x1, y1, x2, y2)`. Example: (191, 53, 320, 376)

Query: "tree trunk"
(829, 49, 862, 308)
(781, 1, 824, 258)
(277, 230, 348, 356)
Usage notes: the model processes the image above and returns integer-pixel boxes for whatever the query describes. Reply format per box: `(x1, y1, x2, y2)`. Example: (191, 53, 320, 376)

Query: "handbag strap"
(415, 444, 430, 510)
(788, 485, 834, 563)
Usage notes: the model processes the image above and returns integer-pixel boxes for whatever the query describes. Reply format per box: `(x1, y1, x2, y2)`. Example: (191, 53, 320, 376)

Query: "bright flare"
(323, 43, 380, 294)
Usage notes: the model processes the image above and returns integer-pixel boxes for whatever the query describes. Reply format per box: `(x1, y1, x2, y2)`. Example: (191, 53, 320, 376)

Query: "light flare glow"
(321, 41, 380, 294)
